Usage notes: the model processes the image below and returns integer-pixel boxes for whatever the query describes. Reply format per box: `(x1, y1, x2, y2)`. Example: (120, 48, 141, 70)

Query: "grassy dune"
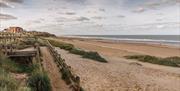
(0, 54, 51, 91)
(48, 39, 107, 63)
(124, 55, 180, 67)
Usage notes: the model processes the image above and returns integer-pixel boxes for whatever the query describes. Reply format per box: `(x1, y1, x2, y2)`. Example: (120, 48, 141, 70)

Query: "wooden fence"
(46, 40, 82, 91)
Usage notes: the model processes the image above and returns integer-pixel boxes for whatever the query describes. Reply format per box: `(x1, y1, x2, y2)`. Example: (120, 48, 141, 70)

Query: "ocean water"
(73, 35, 180, 47)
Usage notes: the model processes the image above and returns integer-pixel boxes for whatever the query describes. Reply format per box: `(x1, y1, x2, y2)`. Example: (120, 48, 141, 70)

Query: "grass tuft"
(27, 70, 51, 91)
(124, 55, 180, 67)
(48, 40, 74, 51)
(0, 68, 19, 91)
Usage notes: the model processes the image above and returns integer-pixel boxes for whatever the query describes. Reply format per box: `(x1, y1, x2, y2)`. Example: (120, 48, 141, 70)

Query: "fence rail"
(46, 40, 82, 91)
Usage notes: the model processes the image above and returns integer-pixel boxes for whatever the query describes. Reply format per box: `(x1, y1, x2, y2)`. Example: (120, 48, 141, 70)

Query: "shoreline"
(58, 36, 180, 49)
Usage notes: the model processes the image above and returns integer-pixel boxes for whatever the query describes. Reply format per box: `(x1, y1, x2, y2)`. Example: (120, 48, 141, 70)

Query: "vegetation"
(69, 48, 86, 55)
(49, 39, 108, 63)
(0, 54, 51, 91)
(124, 55, 180, 67)
(28, 70, 51, 91)
(60, 68, 71, 84)
(0, 55, 33, 91)
(70, 48, 107, 62)
(48, 40, 74, 51)
(82, 51, 107, 62)
(0, 31, 53, 91)
(0, 55, 37, 73)
(0, 68, 18, 91)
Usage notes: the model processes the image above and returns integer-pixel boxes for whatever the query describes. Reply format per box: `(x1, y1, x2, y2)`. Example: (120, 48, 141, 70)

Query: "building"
(4, 27, 24, 33)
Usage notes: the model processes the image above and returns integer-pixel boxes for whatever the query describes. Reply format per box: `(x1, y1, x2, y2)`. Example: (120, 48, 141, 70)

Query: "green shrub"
(69, 48, 86, 55)
(48, 40, 74, 51)
(0, 68, 19, 91)
(0, 55, 38, 73)
(164, 56, 180, 64)
(60, 68, 71, 84)
(124, 55, 180, 67)
(18, 87, 32, 91)
(0, 55, 21, 73)
(28, 70, 51, 91)
(17, 64, 40, 73)
(83, 52, 107, 63)
(21, 38, 37, 45)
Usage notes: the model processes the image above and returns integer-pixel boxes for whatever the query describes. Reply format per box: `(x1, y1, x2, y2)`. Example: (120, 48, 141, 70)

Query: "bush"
(0, 55, 21, 73)
(60, 68, 71, 84)
(0, 68, 18, 91)
(83, 52, 107, 63)
(28, 70, 51, 91)
(70, 48, 107, 62)
(17, 64, 40, 73)
(0, 55, 38, 73)
(69, 48, 86, 55)
(18, 87, 32, 91)
(164, 56, 180, 64)
(48, 40, 74, 51)
(124, 55, 180, 67)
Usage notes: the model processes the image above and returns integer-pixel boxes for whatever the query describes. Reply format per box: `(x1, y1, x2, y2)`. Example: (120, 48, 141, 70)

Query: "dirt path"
(55, 47, 180, 91)
(40, 47, 71, 91)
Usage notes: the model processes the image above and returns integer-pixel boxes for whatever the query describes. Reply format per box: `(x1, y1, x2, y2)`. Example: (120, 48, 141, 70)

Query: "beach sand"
(50, 37, 180, 91)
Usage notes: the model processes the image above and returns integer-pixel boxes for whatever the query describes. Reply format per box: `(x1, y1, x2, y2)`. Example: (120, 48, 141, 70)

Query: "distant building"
(4, 27, 24, 33)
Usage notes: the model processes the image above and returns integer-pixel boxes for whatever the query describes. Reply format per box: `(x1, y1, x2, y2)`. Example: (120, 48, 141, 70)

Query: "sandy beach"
(50, 37, 180, 91)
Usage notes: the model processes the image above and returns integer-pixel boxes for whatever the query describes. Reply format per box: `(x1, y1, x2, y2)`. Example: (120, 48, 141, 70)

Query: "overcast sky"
(0, 0, 180, 35)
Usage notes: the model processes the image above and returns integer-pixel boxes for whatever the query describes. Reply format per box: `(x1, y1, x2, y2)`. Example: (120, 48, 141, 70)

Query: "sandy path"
(56, 48, 180, 91)
(40, 47, 71, 91)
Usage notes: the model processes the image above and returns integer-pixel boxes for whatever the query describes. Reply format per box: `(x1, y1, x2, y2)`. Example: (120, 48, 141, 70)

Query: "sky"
(0, 0, 180, 35)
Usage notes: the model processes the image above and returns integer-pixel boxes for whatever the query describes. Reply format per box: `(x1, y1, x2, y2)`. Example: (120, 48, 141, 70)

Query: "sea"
(69, 35, 180, 47)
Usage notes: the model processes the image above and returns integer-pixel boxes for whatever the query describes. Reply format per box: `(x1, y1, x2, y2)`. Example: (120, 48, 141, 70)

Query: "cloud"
(131, 0, 180, 13)
(63, 0, 86, 4)
(117, 15, 125, 18)
(0, 2, 11, 8)
(4, 0, 23, 3)
(99, 8, 105, 12)
(55, 17, 69, 22)
(91, 16, 105, 20)
(65, 12, 76, 15)
(0, 13, 17, 20)
(156, 25, 166, 29)
(32, 18, 45, 23)
(133, 7, 146, 13)
(76, 17, 90, 21)
(144, 0, 179, 8)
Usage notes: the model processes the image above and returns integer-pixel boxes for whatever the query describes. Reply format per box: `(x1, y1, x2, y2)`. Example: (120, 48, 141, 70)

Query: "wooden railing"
(46, 40, 82, 91)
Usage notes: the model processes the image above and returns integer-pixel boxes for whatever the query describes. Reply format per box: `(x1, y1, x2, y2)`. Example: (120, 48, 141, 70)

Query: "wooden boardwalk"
(7, 51, 37, 57)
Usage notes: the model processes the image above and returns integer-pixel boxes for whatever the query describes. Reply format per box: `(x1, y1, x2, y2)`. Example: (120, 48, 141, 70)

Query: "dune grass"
(27, 70, 51, 91)
(70, 48, 107, 62)
(0, 54, 51, 91)
(0, 55, 37, 73)
(0, 68, 19, 91)
(48, 39, 108, 63)
(0, 55, 33, 91)
(124, 55, 180, 67)
(48, 39, 74, 51)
